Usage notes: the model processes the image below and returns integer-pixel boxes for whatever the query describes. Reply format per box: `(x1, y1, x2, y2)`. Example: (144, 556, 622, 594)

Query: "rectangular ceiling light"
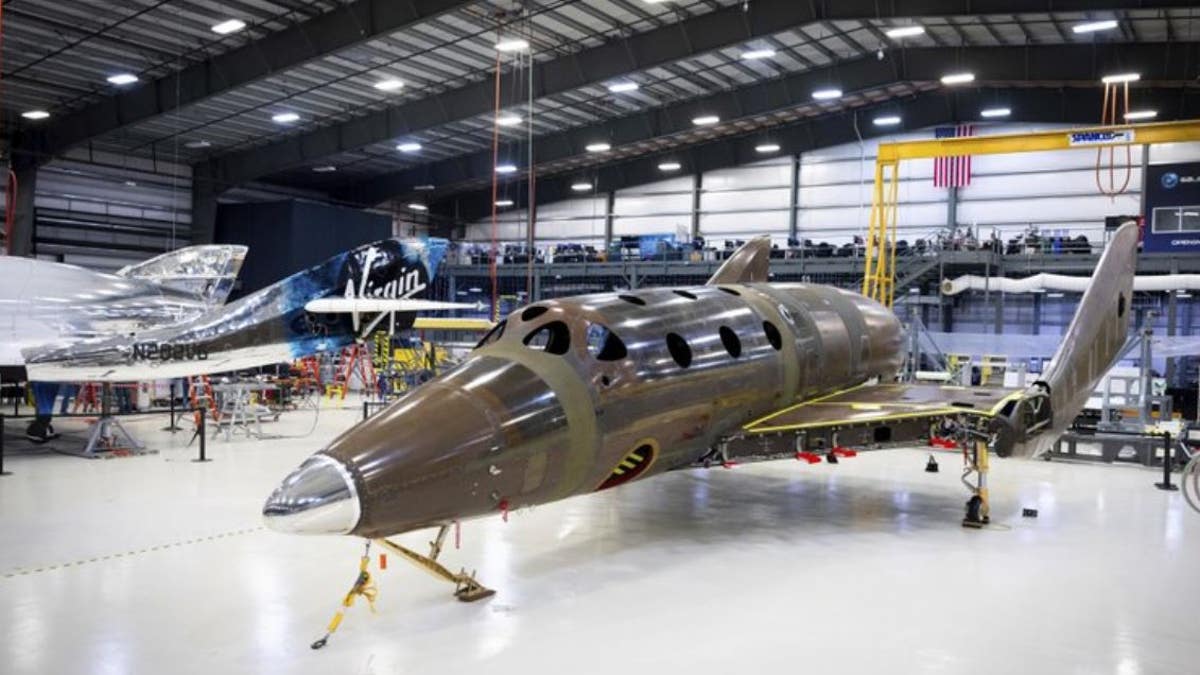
(495, 38, 530, 52)
(885, 25, 925, 38)
(495, 199, 515, 207)
(1101, 72, 1140, 84)
(980, 107, 1011, 118)
(755, 143, 781, 154)
(312, 165, 337, 173)
(585, 142, 612, 153)
(812, 88, 842, 100)
(495, 164, 518, 174)
(21, 110, 50, 120)
(496, 114, 522, 127)
(608, 82, 639, 93)
(408, 203, 429, 212)
(692, 115, 720, 126)
(373, 79, 404, 92)
(272, 112, 300, 124)
(1073, 19, 1119, 33)
(658, 162, 682, 171)
(106, 73, 139, 86)
(740, 49, 777, 60)
(940, 72, 975, 85)
(212, 19, 247, 35)
(873, 115, 901, 126)
(1124, 110, 1157, 121)
(571, 182, 593, 192)
(396, 142, 422, 153)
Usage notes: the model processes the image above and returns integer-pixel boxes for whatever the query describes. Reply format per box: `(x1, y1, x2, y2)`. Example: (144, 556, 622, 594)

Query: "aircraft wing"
(744, 383, 1022, 434)
(304, 298, 477, 313)
(411, 317, 494, 331)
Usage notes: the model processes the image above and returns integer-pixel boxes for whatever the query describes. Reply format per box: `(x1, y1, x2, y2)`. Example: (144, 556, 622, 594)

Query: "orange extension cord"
(1096, 82, 1133, 198)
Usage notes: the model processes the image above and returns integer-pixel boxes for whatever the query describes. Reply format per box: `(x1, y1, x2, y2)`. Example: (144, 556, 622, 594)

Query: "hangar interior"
(1, 2, 1199, 674)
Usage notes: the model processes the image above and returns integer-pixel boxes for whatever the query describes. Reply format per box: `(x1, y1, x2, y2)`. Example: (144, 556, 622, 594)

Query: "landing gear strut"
(376, 524, 495, 603)
(310, 525, 493, 650)
(961, 437, 992, 528)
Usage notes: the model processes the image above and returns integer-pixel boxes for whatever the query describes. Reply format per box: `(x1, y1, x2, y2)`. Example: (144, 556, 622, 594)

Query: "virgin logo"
(343, 246, 426, 301)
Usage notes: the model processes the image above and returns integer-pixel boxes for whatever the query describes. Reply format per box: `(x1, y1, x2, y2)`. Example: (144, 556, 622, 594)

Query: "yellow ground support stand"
(311, 542, 378, 650)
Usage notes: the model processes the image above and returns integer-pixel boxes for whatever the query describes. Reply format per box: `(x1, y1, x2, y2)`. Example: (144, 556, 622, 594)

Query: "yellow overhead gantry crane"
(861, 119, 1200, 307)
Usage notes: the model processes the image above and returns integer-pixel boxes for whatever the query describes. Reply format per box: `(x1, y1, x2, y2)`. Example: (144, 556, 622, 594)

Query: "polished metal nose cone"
(263, 455, 360, 535)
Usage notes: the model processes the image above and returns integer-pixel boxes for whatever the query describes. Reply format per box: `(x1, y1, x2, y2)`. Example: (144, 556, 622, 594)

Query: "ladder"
(187, 375, 220, 424)
(327, 344, 377, 400)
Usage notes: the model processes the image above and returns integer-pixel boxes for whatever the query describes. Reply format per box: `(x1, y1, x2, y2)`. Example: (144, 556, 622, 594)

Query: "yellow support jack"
(376, 524, 495, 603)
(961, 438, 991, 529)
(311, 542, 378, 650)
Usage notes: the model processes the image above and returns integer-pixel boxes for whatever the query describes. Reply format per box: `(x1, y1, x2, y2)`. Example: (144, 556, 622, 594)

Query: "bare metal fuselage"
(272, 282, 902, 538)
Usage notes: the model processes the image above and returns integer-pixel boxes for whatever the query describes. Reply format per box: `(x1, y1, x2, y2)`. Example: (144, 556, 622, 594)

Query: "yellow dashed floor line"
(2, 526, 265, 579)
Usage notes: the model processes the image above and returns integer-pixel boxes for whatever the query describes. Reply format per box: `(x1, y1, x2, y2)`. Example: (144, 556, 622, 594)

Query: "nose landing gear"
(309, 524, 494, 649)
(375, 524, 495, 603)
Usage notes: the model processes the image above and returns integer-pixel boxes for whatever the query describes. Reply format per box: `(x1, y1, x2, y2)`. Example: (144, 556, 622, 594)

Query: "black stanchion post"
(162, 381, 182, 432)
(1155, 432, 1178, 491)
(192, 409, 211, 463)
(363, 400, 369, 421)
(0, 413, 10, 476)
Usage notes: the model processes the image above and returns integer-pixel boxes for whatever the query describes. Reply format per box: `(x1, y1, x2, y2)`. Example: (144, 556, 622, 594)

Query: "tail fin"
(1006, 222, 1138, 455)
(707, 237, 771, 285)
(117, 245, 247, 306)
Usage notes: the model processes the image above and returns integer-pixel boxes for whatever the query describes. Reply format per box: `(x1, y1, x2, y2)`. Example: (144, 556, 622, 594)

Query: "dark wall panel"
(214, 200, 391, 296)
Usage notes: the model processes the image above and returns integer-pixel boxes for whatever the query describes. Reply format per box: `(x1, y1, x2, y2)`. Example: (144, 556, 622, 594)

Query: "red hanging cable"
(0, 0, 13, 256)
(488, 45, 502, 322)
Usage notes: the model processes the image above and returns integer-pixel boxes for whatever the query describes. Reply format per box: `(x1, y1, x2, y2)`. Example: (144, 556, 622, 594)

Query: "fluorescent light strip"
(755, 144, 781, 154)
(812, 88, 842, 100)
(658, 162, 682, 171)
(1124, 110, 1157, 121)
(980, 107, 1011, 118)
(885, 25, 925, 38)
(496, 114, 522, 127)
(873, 115, 901, 126)
(373, 79, 404, 92)
(408, 203, 429, 212)
(1101, 72, 1140, 84)
(608, 82, 639, 93)
(396, 142, 422, 153)
(212, 19, 246, 35)
(1073, 19, 1118, 34)
(272, 112, 300, 124)
(571, 182, 593, 192)
(107, 73, 138, 85)
(495, 199, 515, 207)
(585, 143, 612, 153)
(741, 49, 776, 60)
(312, 165, 337, 173)
(940, 72, 975, 85)
(495, 38, 530, 52)
(692, 115, 719, 126)
(495, 164, 518, 174)
(21, 110, 50, 120)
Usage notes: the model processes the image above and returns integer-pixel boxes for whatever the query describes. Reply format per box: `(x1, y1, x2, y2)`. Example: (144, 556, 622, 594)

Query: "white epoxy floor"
(2, 404, 1198, 675)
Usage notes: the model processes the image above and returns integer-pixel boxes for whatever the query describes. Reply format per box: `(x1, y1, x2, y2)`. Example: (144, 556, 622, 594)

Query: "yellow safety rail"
(861, 119, 1200, 307)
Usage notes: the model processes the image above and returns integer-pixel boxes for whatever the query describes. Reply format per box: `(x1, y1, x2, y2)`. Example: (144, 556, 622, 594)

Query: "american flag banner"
(933, 124, 975, 188)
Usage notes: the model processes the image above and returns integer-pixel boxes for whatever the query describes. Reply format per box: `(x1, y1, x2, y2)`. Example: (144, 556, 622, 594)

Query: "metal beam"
(338, 42, 1199, 206)
(435, 86, 1200, 222)
(340, 41, 1198, 206)
(31, 0, 476, 161)
(202, 1, 1197, 190)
